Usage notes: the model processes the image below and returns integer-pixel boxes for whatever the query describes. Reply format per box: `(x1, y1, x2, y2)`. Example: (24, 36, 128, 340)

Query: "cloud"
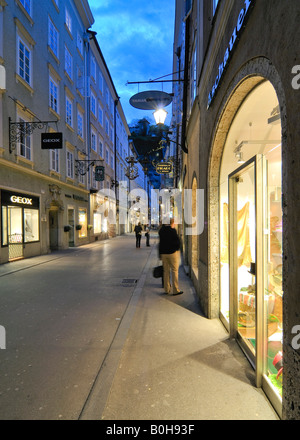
(88, 0, 175, 124)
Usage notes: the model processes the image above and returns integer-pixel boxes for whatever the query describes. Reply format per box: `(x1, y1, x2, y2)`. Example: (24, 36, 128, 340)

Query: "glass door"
(229, 157, 258, 369)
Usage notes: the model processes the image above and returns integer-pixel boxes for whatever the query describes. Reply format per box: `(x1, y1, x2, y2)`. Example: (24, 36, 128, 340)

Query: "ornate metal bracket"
(125, 156, 139, 180)
(9, 117, 58, 153)
(75, 159, 104, 176)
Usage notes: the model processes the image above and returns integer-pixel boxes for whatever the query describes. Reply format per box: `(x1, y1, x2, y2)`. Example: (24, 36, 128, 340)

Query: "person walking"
(145, 224, 150, 247)
(159, 218, 183, 296)
(134, 222, 142, 248)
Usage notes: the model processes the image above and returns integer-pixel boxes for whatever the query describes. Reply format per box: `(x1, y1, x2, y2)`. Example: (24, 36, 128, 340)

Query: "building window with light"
(17, 37, 31, 86)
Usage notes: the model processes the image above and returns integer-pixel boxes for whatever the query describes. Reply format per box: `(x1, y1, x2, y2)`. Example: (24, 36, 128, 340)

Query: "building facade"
(173, 0, 300, 419)
(0, 0, 133, 263)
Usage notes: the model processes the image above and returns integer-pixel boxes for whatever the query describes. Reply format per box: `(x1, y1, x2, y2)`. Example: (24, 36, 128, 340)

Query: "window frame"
(17, 36, 31, 86)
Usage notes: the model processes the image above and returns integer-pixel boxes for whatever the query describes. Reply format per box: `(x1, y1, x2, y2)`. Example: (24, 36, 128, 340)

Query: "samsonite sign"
(41, 132, 63, 149)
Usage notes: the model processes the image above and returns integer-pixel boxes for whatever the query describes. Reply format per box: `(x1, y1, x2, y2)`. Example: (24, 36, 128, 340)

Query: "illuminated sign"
(156, 162, 173, 174)
(207, 0, 254, 108)
(10, 195, 32, 205)
(1, 190, 39, 209)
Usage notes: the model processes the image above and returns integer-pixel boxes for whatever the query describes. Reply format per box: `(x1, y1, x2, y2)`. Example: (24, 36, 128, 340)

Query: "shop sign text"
(10, 195, 33, 205)
(208, 0, 254, 108)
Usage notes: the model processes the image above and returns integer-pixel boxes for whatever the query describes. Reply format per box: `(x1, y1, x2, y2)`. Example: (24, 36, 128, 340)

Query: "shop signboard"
(41, 132, 63, 149)
(1, 190, 39, 209)
(156, 162, 173, 174)
(95, 166, 105, 181)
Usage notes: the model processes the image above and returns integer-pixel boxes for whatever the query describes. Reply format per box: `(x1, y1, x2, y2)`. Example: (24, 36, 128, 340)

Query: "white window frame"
(49, 75, 59, 114)
(65, 8, 72, 34)
(64, 45, 73, 79)
(17, 36, 31, 86)
(99, 139, 103, 158)
(66, 150, 74, 179)
(98, 104, 103, 125)
(77, 32, 83, 56)
(20, 0, 31, 16)
(48, 17, 59, 58)
(18, 116, 31, 161)
(77, 110, 83, 138)
(91, 55, 96, 81)
(91, 129, 97, 152)
(90, 90, 96, 117)
(66, 96, 73, 127)
(50, 149, 59, 173)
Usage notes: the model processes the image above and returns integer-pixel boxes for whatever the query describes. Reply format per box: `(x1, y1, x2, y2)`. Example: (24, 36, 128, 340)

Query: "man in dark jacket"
(159, 218, 183, 295)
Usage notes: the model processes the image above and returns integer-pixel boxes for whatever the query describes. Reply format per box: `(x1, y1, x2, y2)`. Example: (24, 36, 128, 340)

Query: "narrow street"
(0, 234, 278, 421)
(0, 235, 151, 420)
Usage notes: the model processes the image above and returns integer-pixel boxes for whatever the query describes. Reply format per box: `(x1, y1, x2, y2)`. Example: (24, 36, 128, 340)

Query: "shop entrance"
(218, 80, 283, 415)
(49, 210, 59, 250)
(8, 206, 23, 260)
(68, 208, 75, 247)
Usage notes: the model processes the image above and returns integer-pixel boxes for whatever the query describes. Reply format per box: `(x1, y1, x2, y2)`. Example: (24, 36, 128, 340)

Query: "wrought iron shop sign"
(156, 162, 173, 174)
(207, 0, 255, 108)
(95, 166, 105, 181)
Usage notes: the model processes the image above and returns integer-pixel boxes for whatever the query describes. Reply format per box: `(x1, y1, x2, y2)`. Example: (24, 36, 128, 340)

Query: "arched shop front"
(208, 63, 285, 417)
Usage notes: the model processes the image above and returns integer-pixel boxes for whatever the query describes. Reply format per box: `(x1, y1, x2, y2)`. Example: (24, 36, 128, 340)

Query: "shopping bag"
(153, 265, 163, 278)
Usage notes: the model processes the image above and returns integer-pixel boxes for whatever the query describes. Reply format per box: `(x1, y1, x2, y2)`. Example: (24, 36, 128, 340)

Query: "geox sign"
(41, 132, 63, 149)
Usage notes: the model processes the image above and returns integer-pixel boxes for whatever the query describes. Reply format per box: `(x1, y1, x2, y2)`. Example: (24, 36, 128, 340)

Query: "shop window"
(1, 206, 8, 246)
(24, 208, 39, 242)
(78, 208, 87, 237)
(219, 81, 283, 403)
(93, 212, 102, 234)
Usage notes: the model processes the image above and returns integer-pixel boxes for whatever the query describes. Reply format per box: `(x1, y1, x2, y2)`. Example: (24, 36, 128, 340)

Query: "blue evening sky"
(88, 0, 175, 125)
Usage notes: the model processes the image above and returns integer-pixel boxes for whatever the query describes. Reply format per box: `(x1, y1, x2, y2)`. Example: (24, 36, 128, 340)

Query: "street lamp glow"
(153, 108, 168, 125)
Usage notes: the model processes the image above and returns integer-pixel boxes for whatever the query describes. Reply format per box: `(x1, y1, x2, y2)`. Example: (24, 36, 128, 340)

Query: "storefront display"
(1, 190, 40, 260)
(219, 81, 283, 403)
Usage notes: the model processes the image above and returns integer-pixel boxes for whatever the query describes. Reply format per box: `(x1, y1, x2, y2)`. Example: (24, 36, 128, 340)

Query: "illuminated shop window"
(78, 208, 87, 237)
(24, 208, 39, 242)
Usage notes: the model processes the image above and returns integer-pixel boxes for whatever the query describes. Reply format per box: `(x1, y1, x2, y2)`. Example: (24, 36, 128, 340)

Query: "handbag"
(153, 265, 163, 278)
